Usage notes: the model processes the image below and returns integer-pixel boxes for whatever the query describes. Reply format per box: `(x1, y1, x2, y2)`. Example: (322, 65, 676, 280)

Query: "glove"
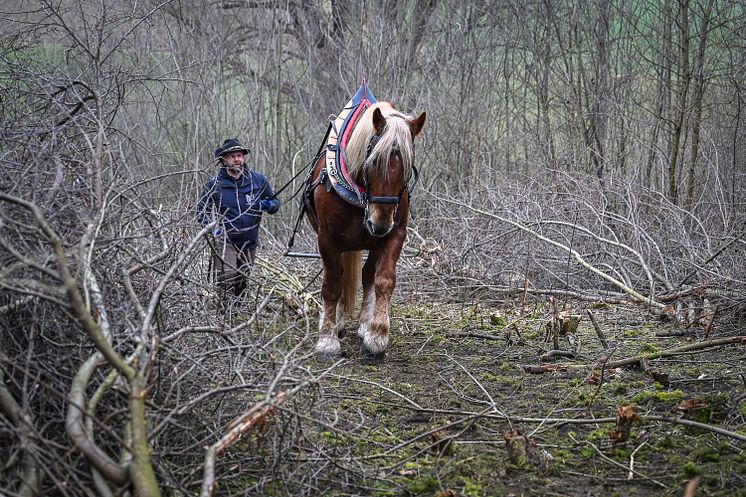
(212, 228, 223, 236)
(260, 199, 279, 213)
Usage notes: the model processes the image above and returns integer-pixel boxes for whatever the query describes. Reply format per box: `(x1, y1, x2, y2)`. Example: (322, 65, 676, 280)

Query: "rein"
(283, 123, 333, 257)
(269, 121, 333, 202)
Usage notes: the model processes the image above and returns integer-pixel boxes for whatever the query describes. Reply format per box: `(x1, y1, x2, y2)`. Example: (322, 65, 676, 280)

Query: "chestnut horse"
(306, 102, 426, 357)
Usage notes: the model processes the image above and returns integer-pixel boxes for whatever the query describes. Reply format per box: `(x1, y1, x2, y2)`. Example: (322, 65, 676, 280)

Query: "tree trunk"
(590, 0, 611, 179)
(667, 0, 691, 203)
(645, 2, 673, 189)
(684, 0, 715, 212)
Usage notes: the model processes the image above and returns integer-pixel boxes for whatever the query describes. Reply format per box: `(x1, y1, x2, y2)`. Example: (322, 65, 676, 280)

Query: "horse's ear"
(410, 112, 426, 138)
(372, 107, 386, 134)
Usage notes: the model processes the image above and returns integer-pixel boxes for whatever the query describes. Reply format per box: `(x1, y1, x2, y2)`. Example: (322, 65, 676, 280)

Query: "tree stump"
(504, 428, 532, 466)
(609, 404, 639, 443)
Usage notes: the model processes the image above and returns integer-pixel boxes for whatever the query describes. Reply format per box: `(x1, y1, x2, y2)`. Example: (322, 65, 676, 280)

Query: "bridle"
(360, 132, 419, 214)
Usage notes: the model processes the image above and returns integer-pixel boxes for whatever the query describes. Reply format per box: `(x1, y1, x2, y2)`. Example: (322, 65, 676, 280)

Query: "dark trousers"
(212, 239, 256, 297)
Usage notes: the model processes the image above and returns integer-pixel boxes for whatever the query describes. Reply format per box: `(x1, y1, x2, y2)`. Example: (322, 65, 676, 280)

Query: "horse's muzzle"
(366, 219, 394, 237)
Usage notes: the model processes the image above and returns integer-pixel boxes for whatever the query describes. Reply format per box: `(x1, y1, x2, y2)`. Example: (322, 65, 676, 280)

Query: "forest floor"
(253, 295, 746, 497)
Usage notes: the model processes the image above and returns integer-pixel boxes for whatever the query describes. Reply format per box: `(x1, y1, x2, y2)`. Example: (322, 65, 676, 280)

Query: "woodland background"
(1, 1, 745, 496)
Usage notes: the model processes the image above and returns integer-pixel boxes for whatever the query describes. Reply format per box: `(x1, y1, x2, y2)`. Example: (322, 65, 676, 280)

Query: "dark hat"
(214, 138, 250, 158)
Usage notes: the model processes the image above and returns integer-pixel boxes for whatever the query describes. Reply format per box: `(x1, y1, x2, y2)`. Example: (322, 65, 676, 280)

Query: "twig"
(586, 308, 609, 349)
(584, 440, 667, 488)
(586, 347, 616, 408)
(0, 369, 44, 497)
(521, 247, 531, 311)
(444, 331, 504, 341)
(683, 476, 701, 497)
(0, 295, 34, 314)
(702, 305, 718, 340)
(628, 439, 648, 480)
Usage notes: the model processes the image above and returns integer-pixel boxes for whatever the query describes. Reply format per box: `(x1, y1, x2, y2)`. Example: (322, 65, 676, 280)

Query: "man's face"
(222, 151, 245, 176)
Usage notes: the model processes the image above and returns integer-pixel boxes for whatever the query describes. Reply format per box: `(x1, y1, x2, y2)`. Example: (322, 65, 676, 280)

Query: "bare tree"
(2, 1, 746, 496)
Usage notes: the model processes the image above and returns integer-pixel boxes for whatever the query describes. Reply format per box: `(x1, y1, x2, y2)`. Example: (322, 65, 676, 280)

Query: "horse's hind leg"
(337, 251, 361, 338)
(315, 247, 343, 357)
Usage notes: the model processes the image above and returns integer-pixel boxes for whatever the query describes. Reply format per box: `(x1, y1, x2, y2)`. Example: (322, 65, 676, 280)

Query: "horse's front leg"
(316, 242, 343, 357)
(358, 251, 379, 342)
(360, 232, 405, 355)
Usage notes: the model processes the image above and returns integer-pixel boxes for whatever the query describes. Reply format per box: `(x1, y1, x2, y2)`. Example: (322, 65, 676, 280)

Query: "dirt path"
(289, 300, 746, 497)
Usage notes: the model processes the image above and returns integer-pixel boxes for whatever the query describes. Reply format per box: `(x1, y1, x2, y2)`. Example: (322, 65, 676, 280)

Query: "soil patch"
(212, 297, 746, 497)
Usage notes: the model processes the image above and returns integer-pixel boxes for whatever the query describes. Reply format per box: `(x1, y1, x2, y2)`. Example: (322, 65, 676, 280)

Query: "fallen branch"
(584, 440, 667, 488)
(627, 439, 648, 481)
(200, 383, 311, 497)
(445, 331, 504, 341)
(201, 402, 281, 497)
(433, 193, 666, 309)
(526, 336, 746, 374)
(602, 336, 746, 369)
(540, 350, 577, 361)
(642, 415, 746, 443)
(655, 330, 686, 337)
(0, 368, 44, 497)
(524, 364, 576, 374)
(66, 353, 129, 486)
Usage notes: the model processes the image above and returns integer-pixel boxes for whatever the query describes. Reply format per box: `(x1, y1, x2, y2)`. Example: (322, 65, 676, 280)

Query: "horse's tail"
(340, 251, 362, 316)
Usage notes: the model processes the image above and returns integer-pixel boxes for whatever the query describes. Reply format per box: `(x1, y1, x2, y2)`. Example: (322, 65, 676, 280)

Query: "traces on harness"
(303, 167, 327, 215)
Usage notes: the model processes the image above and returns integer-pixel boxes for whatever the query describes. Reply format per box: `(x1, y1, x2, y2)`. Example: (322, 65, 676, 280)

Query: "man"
(197, 138, 280, 297)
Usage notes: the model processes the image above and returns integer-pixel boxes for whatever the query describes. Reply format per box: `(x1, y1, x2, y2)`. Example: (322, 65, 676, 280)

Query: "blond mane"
(346, 102, 415, 181)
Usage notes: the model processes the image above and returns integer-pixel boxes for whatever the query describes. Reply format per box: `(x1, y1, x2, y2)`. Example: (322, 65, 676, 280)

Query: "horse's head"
(347, 102, 426, 237)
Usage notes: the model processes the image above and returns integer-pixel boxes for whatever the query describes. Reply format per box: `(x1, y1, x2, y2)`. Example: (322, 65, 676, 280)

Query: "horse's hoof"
(315, 341, 340, 360)
(316, 350, 341, 361)
(360, 347, 386, 362)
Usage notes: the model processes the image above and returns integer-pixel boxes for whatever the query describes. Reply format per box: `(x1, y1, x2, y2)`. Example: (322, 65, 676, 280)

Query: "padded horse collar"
(325, 81, 418, 210)
(325, 81, 376, 208)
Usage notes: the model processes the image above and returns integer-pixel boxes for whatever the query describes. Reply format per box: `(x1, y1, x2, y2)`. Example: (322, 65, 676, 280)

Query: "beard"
(224, 161, 244, 175)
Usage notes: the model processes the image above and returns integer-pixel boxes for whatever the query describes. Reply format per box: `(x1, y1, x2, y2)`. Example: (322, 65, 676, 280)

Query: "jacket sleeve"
(259, 176, 281, 214)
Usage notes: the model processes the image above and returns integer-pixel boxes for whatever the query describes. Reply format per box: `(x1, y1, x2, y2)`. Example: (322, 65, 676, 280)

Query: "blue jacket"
(197, 166, 281, 250)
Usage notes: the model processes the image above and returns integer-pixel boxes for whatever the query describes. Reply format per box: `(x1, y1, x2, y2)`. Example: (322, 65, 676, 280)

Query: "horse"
(305, 101, 426, 358)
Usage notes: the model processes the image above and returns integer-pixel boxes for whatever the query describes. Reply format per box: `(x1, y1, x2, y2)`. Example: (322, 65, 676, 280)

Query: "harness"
(284, 81, 419, 256)
(324, 81, 377, 207)
(360, 131, 419, 209)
